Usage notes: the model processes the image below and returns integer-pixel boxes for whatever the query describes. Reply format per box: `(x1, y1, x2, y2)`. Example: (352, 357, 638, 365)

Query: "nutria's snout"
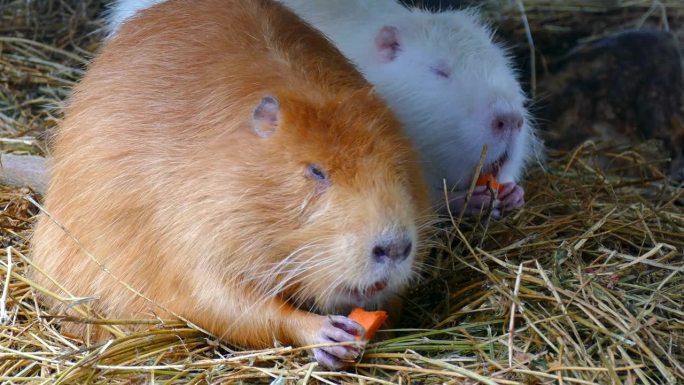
(365, 229, 419, 290)
(317, 224, 422, 311)
(491, 111, 524, 134)
(371, 234, 413, 264)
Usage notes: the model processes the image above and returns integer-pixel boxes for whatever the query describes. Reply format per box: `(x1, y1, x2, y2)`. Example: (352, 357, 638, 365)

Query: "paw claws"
(312, 315, 366, 369)
(447, 183, 524, 219)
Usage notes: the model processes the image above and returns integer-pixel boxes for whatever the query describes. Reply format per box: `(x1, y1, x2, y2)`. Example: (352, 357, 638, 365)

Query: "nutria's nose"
(372, 236, 413, 263)
(492, 112, 524, 133)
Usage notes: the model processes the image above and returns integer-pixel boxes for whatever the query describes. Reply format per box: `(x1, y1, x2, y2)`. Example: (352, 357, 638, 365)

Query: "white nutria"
(276, 0, 541, 218)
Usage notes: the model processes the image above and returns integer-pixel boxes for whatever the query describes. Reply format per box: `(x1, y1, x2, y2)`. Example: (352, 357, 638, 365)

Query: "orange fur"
(30, 0, 430, 350)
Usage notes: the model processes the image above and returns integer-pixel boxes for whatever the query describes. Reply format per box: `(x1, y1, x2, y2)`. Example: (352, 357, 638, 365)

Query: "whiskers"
(235, 236, 348, 310)
(215, 211, 439, 340)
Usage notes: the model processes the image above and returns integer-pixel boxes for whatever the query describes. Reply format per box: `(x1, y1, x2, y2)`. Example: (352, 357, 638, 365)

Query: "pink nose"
(492, 112, 524, 133)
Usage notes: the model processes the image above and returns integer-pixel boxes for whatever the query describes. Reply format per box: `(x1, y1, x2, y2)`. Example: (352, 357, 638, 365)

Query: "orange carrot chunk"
(348, 308, 388, 340)
(475, 173, 501, 191)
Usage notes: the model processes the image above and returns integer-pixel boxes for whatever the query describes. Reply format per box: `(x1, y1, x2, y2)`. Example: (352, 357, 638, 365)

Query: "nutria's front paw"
(447, 186, 501, 218)
(311, 315, 365, 369)
(498, 182, 524, 212)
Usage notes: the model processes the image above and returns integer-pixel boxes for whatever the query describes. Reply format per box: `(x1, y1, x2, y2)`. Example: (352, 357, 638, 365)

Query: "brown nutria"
(30, 0, 430, 369)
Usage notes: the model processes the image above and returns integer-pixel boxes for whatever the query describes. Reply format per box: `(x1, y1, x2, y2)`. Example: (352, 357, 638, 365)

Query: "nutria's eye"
(307, 164, 328, 182)
(431, 65, 451, 79)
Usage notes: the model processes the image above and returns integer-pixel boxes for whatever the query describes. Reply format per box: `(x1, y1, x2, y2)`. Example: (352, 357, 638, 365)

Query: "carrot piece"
(475, 173, 501, 191)
(348, 308, 388, 340)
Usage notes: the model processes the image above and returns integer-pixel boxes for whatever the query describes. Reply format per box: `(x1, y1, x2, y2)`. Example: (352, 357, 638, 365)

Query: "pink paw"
(312, 315, 365, 369)
(498, 183, 525, 212)
(447, 186, 501, 218)
(446, 183, 525, 219)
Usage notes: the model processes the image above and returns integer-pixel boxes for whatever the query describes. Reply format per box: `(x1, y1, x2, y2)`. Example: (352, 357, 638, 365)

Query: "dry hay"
(1, 142, 681, 384)
(1, 1, 683, 384)
(1, 0, 105, 152)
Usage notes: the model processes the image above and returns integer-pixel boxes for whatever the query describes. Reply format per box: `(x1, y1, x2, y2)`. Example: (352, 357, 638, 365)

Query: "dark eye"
(307, 164, 328, 181)
(431, 65, 451, 79)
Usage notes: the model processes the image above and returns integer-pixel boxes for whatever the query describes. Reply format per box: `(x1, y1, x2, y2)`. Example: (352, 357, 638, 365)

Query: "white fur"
(106, 0, 165, 35)
(106, 0, 541, 206)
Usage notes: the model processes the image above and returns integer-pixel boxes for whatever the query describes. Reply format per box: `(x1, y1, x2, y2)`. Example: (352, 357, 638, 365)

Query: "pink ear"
(375, 26, 400, 63)
(252, 96, 279, 137)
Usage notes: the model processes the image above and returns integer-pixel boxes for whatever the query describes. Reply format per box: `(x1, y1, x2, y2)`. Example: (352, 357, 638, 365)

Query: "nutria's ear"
(252, 96, 279, 137)
(375, 26, 400, 63)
